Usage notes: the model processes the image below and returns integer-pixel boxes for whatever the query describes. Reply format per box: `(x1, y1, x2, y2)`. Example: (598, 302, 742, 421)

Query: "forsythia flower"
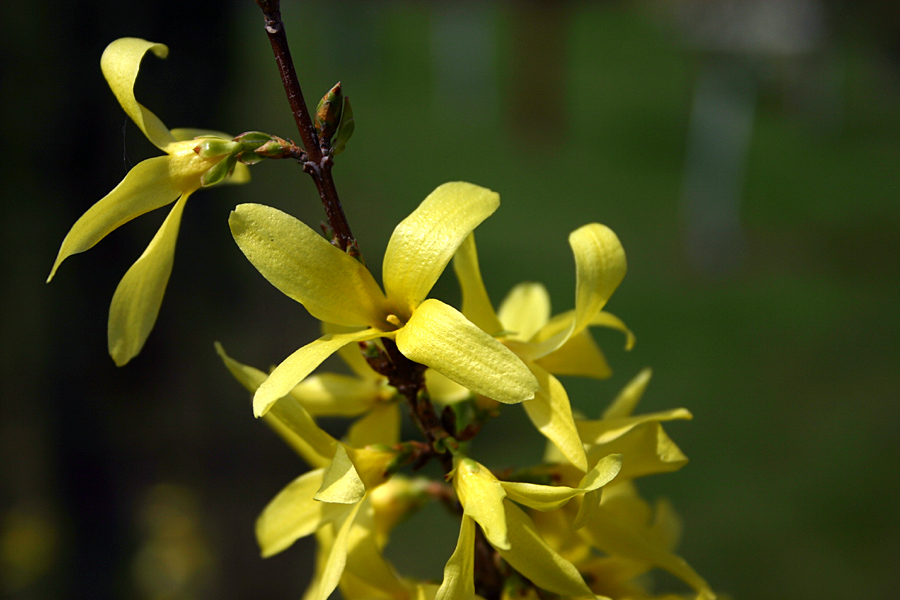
(537, 370, 715, 600)
(228, 182, 539, 418)
(436, 455, 622, 600)
(47, 38, 249, 366)
(452, 229, 633, 471)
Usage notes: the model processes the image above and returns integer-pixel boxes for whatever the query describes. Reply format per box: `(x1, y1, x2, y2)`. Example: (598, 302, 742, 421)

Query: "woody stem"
(254, 0, 356, 253)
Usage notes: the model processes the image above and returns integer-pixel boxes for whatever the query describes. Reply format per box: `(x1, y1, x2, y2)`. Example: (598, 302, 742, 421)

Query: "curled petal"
(384, 182, 499, 312)
(254, 328, 383, 417)
(48, 156, 181, 281)
(454, 459, 509, 550)
(316, 444, 365, 504)
(396, 299, 538, 404)
(101, 38, 176, 150)
(453, 233, 503, 335)
(520, 224, 627, 359)
(501, 453, 622, 511)
(497, 283, 551, 342)
(107, 193, 188, 365)
(435, 515, 477, 600)
(522, 366, 588, 471)
(230, 203, 388, 328)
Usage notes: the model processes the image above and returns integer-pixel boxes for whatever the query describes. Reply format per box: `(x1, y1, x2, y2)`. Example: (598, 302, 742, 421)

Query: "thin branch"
(254, 0, 356, 252)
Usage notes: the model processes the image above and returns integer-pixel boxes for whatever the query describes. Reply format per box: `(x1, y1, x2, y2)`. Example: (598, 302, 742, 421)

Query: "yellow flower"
(453, 228, 633, 471)
(436, 455, 622, 600)
(47, 38, 249, 366)
(534, 370, 715, 600)
(228, 182, 539, 418)
(217, 338, 401, 448)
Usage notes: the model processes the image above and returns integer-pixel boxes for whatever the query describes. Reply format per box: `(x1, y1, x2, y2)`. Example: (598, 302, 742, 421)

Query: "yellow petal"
(316, 444, 365, 504)
(425, 369, 472, 405)
(254, 328, 383, 418)
(581, 488, 715, 599)
(578, 407, 692, 446)
(570, 223, 627, 335)
(341, 500, 409, 599)
(585, 422, 689, 481)
(396, 299, 537, 404)
(229, 203, 388, 328)
(100, 38, 176, 150)
(602, 368, 652, 419)
(454, 459, 509, 550)
(495, 501, 593, 598)
(522, 366, 588, 471)
(501, 453, 621, 511)
(497, 283, 551, 342)
(290, 373, 382, 417)
(452, 233, 503, 335)
(435, 515, 477, 600)
(107, 194, 187, 366)
(535, 328, 611, 379)
(346, 403, 400, 447)
(310, 502, 363, 600)
(590, 310, 635, 351)
(519, 224, 627, 359)
(48, 156, 181, 281)
(256, 469, 334, 557)
(214, 342, 337, 468)
(383, 182, 499, 312)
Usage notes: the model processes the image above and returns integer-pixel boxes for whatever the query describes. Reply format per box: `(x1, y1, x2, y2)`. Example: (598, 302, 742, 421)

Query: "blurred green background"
(2, 1, 899, 599)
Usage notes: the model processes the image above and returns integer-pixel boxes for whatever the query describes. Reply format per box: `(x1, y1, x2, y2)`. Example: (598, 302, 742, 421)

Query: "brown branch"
(254, 0, 356, 253)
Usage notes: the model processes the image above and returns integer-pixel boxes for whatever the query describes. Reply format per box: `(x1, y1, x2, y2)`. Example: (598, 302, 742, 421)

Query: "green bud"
(332, 97, 355, 155)
(236, 149, 266, 166)
(254, 139, 291, 159)
(194, 139, 239, 159)
(314, 82, 343, 142)
(200, 154, 238, 187)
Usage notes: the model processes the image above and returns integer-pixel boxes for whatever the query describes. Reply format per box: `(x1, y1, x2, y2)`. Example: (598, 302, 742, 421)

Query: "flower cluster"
(219, 183, 717, 600)
(54, 37, 717, 600)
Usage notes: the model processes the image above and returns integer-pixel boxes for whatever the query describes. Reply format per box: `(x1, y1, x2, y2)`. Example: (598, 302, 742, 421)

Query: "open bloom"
(47, 38, 249, 365)
(436, 455, 622, 600)
(452, 228, 633, 471)
(229, 182, 539, 418)
(535, 370, 715, 600)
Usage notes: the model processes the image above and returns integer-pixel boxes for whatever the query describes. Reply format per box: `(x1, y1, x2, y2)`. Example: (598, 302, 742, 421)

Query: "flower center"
(385, 314, 404, 328)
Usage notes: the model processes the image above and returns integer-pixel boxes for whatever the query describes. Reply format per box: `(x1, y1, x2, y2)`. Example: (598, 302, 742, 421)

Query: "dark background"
(2, 1, 899, 599)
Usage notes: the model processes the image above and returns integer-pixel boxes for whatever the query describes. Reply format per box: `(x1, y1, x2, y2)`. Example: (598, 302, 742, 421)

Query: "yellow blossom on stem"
(228, 182, 539, 418)
(47, 38, 250, 366)
(453, 227, 633, 471)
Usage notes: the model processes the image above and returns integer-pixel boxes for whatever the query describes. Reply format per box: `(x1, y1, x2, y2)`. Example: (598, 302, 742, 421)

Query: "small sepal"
(332, 97, 355, 155)
(200, 153, 238, 187)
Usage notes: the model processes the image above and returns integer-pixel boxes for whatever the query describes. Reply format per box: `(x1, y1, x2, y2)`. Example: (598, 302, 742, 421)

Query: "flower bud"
(314, 82, 343, 143)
